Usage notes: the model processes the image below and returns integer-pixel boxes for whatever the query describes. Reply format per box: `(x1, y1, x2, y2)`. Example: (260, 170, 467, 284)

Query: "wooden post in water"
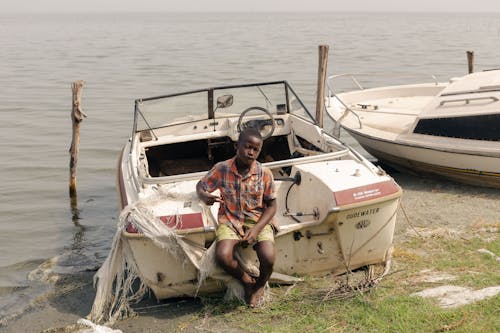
(466, 51, 474, 74)
(316, 45, 329, 128)
(69, 80, 86, 198)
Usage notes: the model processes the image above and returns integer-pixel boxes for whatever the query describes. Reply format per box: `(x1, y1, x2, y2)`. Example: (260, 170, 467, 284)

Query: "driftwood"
(466, 51, 474, 74)
(315, 45, 329, 128)
(69, 80, 86, 198)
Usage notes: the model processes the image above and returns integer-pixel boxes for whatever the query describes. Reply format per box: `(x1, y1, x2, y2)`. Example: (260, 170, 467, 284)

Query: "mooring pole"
(466, 51, 474, 74)
(316, 45, 329, 128)
(69, 80, 86, 198)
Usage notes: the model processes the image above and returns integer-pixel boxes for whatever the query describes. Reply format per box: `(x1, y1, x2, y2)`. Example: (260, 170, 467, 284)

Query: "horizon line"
(2, 10, 500, 14)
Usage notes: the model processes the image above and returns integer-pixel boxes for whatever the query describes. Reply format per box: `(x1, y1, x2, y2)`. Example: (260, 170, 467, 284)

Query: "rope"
(399, 200, 423, 238)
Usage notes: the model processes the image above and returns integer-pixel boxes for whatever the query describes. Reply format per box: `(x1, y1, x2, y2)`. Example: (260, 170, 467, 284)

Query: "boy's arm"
(242, 198, 276, 244)
(196, 181, 223, 205)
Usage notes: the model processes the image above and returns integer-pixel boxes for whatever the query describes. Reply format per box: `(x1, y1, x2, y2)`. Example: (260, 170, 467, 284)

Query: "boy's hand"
(242, 227, 259, 245)
(200, 192, 223, 205)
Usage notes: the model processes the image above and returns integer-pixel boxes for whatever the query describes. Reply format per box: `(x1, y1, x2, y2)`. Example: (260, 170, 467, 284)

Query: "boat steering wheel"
(237, 106, 276, 140)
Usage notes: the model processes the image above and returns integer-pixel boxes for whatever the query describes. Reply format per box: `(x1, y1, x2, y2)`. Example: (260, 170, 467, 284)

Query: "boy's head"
(236, 128, 263, 167)
(238, 127, 262, 145)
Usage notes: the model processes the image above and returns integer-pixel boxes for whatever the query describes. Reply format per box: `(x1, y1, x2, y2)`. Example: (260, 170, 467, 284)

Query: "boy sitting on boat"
(196, 128, 277, 307)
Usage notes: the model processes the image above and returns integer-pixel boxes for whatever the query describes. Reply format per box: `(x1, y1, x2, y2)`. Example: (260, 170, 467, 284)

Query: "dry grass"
(169, 221, 500, 333)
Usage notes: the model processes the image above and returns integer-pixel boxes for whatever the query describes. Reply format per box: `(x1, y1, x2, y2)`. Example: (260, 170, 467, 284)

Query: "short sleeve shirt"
(198, 157, 275, 236)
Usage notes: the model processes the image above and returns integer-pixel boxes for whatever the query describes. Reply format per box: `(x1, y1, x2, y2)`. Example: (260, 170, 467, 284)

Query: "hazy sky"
(4, 0, 500, 13)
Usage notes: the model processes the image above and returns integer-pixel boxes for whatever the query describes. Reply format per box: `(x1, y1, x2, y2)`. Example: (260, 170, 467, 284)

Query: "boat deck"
(348, 96, 433, 135)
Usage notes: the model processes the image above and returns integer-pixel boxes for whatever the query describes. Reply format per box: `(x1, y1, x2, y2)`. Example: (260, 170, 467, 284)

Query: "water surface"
(1, 11, 499, 322)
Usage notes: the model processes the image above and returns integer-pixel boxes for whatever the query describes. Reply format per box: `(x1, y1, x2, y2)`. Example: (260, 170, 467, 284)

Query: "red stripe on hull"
(159, 213, 204, 229)
(126, 213, 204, 233)
(334, 180, 400, 206)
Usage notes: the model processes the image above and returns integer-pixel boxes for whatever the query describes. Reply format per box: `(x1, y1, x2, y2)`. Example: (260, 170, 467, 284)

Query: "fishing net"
(87, 184, 260, 325)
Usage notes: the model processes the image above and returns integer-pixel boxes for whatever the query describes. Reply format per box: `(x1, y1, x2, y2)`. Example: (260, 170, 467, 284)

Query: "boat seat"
(158, 158, 213, 176)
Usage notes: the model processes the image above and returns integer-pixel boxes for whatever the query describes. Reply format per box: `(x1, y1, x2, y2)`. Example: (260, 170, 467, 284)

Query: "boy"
(196, 128, 276, 307)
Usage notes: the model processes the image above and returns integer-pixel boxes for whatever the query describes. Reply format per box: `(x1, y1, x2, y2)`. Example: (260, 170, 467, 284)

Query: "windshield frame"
(132, 80, 316, 136)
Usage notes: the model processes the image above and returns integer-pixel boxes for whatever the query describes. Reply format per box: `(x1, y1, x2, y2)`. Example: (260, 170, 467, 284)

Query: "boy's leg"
(215, 239, 255, 300)
(249, 240, 275, 307)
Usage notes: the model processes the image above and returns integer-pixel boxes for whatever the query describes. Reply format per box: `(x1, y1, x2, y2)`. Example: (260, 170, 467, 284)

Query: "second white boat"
(326, 70, 500, 188)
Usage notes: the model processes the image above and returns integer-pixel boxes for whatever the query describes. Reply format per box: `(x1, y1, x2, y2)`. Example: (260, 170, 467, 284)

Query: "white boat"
(90, 81, 402, 323)
(326, 70, 500, 188)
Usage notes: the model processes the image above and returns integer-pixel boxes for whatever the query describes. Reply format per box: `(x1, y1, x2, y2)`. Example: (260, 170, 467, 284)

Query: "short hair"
(238, 128, 263, 145)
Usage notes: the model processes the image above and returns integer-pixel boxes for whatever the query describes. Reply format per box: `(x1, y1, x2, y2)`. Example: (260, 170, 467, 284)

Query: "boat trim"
(345, 129, 500, 180)
(439, 96, 499, 106)
(341, 125, 499, 159)
(440, 86, 500, 97)
(124, 225, 216, 237)
(117, 147, 128, 209)
(360, 144, 500, 188)
(329, 189, 402, 212)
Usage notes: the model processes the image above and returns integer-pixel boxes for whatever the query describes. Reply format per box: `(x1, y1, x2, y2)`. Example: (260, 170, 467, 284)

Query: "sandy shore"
(1, 172, 499, 333)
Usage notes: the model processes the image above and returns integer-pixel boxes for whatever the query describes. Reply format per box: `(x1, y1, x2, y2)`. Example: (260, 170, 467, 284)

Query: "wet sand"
(1, 172, 499, 333)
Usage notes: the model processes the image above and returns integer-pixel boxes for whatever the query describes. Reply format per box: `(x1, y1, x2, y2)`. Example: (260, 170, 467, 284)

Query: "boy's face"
(236, 135, 263, 167)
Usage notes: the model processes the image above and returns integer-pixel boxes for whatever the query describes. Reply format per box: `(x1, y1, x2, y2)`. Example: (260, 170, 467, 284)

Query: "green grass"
(175, 224, 500, 332)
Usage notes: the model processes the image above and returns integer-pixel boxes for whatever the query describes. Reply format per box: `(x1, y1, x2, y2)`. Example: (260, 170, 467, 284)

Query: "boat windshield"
(133, 81, 315, 133)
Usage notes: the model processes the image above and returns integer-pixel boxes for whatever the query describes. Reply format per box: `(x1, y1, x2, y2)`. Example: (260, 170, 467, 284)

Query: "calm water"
(0, 12, 499, 322)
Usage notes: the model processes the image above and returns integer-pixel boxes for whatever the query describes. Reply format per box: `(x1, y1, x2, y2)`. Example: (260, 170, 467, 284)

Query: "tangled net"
(87, 185, 260, 325)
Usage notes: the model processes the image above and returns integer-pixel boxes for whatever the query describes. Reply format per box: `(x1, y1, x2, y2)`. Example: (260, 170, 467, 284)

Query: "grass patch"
(175, 224, 499, 332)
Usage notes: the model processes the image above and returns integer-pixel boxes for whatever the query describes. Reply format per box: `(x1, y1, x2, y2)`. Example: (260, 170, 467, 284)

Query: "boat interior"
(139, 114, 341, 179)
(145, 134, 296, 177)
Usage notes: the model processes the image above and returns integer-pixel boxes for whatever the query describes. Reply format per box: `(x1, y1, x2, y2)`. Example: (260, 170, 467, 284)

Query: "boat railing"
(326, 73, 440, 132)
(326, 73, 367, 93)
(325, 74, 364, 131)
(140, 149, 351, 185)
(326, 72, 440, 96)
(439, 96, 499, 106)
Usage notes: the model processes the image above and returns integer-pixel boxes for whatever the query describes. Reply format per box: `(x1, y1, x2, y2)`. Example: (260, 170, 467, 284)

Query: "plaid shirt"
(199, 157, 276, 236)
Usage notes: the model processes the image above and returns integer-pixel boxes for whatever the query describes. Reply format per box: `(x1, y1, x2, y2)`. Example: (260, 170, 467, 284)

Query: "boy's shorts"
(216, 218, 274, 243)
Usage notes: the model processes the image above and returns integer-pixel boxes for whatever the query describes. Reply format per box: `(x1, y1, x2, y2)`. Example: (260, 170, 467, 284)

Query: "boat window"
(213, 84, 287, 119)
(287, 86, 316, 123)
(413, 114, 500, 141)
(136, 91, 208, 131)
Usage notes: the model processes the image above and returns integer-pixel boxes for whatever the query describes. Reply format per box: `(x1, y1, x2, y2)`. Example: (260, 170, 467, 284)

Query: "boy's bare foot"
(243, 281, 254, 303)
(248, 285, 265, 308)
(241, 274, 255, 304)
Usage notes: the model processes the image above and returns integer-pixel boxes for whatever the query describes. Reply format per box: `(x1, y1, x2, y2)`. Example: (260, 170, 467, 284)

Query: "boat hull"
(345, 128, 500, 188)
(123, 193, 400, 300)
